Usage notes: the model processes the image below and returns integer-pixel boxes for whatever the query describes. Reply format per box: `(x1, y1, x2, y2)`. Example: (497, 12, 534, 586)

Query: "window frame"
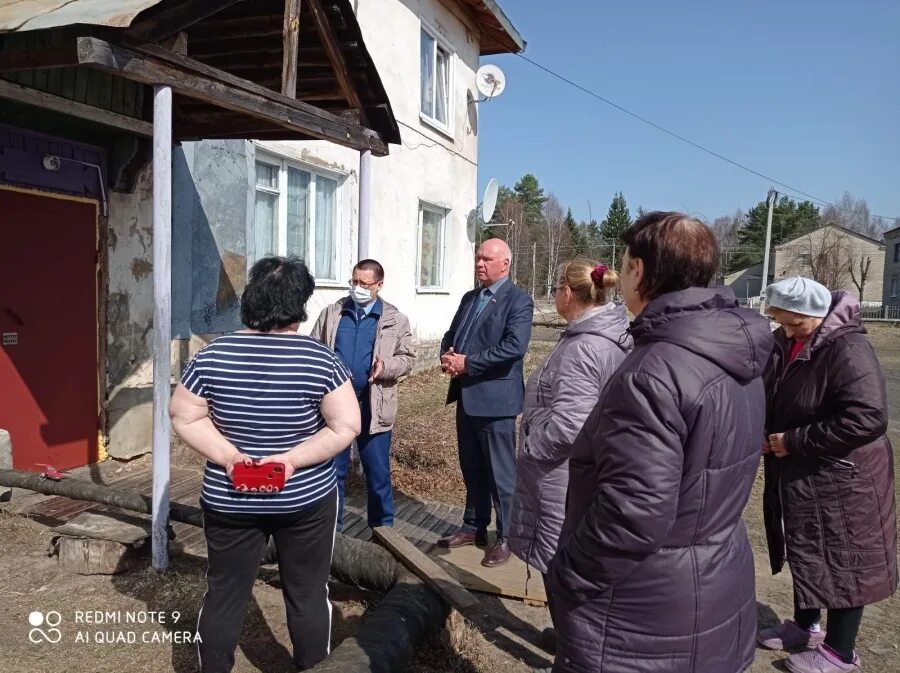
(416, 201, 449, 293)
(252, 152, 344, 284)
(891, 276, 898, 298)
(419, 22, 455, 136)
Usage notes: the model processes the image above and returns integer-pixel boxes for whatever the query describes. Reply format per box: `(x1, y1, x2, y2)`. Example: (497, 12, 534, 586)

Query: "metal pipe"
(358, 149, 372, 260)
(152, 85, 173, 571)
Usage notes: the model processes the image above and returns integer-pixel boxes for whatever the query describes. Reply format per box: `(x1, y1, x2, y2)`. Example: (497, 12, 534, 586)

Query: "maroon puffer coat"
(763, 291, 898, 610)
(546, 287, 773, 673)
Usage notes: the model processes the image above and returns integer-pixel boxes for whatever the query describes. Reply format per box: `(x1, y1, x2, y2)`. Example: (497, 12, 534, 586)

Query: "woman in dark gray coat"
(509, 259, 632, 577)
(758, 277, 897, 673)
(545, 212, 774, 673)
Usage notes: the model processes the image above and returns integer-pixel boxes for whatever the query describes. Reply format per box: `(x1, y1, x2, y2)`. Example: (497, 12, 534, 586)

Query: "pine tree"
(513, 174, 548, 228)
(600, 192, 632, 241)
(564, 207, 584, 254)
(731, 196, 821, 270)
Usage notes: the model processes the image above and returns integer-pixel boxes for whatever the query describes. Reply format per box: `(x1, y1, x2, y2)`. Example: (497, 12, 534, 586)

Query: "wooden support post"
(358, 149, 372, 260)
(282, 0, 302, 97)
(151, 84, 173, 572)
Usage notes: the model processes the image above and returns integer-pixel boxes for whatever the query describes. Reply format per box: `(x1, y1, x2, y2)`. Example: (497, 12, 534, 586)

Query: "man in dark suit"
(438, 238, 534, 567)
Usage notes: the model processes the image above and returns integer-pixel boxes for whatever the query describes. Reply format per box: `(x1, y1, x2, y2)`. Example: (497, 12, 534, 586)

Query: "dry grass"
(391, 338, 557, 507)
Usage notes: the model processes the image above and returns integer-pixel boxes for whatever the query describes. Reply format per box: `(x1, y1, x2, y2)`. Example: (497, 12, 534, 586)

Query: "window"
(892, 276, 898, 298)
(894, 242, 899, 263)
(420, 27, 451, 130)
(418, 203, 447, 289)
(253, 158, 340, 281)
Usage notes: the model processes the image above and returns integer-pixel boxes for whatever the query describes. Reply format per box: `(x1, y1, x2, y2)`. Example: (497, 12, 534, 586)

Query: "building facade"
(882, 226, 900, 311)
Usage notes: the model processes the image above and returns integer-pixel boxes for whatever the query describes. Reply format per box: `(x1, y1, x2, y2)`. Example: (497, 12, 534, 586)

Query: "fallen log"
(0, 469, 397, 591)
(0, 469, 452, 671)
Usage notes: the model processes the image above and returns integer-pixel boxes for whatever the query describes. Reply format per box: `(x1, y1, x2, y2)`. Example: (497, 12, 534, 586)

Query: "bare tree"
(497, 196, 528, 284)
(795, 227, 852, 289)
(848, 253, 874, 303)
(543, 195, 567, 297)
(822, 192, 884, 240)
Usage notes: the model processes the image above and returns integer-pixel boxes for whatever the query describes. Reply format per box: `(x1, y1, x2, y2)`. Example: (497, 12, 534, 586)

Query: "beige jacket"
(311, 297, 416, 434)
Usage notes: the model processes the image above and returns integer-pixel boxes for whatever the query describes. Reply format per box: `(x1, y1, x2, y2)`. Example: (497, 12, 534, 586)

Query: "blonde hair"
(558, 258, 619, 306)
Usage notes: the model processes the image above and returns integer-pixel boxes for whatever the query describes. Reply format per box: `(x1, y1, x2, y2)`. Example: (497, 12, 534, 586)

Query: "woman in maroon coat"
(759, 277, 898, 673)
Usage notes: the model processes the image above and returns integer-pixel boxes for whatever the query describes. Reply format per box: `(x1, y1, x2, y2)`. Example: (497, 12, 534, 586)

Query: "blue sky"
(477, 1, 900, 227)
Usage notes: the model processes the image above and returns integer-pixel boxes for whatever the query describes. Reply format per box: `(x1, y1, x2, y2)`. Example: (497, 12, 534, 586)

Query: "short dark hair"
(621, 211, 719, 300)
(240, 256, 315, 331)
(353, 259, 385, 282)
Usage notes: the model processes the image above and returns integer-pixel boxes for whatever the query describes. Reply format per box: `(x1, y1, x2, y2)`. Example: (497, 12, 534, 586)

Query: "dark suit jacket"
(441, 279, 534, 417)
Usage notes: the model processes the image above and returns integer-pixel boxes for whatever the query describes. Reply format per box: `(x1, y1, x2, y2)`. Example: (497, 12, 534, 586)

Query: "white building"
(252, 0, 524, 362)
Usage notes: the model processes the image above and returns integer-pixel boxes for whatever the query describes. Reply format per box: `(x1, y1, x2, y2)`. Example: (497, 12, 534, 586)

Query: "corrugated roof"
(0, 0, 163, 33)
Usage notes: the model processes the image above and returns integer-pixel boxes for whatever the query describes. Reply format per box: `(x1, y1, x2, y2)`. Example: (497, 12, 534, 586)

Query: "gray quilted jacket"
(508, 303, 632, 573)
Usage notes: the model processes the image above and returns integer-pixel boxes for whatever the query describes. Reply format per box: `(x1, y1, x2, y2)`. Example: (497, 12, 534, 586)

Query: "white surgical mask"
(350, 285, 374, 305)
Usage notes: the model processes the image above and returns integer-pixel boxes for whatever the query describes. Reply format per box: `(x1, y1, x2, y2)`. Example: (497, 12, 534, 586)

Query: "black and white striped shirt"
(180, 332, 351, 514)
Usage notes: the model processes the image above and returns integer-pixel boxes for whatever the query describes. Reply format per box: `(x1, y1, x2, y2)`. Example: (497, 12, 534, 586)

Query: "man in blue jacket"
(439, 238, 534, 567)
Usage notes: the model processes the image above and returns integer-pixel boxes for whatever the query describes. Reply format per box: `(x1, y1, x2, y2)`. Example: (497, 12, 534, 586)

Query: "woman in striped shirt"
(170, 256, 360, 673)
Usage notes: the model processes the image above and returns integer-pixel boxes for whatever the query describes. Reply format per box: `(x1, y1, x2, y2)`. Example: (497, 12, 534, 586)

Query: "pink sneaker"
(785, 644, 861, 673)
(757, 620, 826, 650)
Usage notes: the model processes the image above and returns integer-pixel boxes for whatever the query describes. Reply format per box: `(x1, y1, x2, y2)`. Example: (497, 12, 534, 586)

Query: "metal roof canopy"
(0, 0, 400, 152)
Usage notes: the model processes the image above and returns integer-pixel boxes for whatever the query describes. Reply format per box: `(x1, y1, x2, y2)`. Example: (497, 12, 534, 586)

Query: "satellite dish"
(476, 64, 506, 100)
(481, 178, 499, 223)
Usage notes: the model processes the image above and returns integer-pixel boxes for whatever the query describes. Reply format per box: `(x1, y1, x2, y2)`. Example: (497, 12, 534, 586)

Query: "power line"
(516, 54, 899, 225)
(395, 119, 478, 167)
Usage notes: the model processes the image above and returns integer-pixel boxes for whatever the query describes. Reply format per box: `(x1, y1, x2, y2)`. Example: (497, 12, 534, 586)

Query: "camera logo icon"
(28, 611, 62, 644)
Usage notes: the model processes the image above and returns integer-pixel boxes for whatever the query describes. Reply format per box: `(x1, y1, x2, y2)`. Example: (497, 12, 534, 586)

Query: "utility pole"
(531, 242, 537, 298)
(759, 188, 777, 314)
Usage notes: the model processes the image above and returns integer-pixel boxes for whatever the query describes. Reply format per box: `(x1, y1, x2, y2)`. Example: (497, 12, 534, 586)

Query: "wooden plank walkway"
(18, 465, 546, 603)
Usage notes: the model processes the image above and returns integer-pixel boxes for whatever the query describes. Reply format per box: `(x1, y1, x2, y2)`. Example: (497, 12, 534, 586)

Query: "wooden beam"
(126, 0, 246, 45)
(76, 38, 387, 155)
(306, 0, 367, 125)
(0, 45, 79, 73)
(187, 15, 287, 41)
(372, 527, 480, 612)
(0, 78, 153, 136)
(282, 0, 302, 97)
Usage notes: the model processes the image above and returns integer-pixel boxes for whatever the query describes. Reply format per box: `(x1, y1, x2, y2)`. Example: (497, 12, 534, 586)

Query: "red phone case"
(231, 463, 286, 493)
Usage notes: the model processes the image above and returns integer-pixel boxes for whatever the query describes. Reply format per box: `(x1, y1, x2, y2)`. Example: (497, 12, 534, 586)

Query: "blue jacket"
(441, 279, 534, 417)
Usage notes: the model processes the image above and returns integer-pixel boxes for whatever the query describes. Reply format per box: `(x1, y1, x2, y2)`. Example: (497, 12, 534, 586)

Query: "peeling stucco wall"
(105, 164, 155, 459)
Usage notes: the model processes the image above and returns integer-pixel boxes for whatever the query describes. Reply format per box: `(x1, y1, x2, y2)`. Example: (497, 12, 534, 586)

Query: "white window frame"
(416, 201, 449, 292)
(253, 152, 344, 284)
(419, 22, 455, 136)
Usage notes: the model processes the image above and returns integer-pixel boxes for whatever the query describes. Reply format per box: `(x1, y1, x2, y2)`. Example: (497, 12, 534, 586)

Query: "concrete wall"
(773, 226, 885, 302)
(883, 230, 900, 309)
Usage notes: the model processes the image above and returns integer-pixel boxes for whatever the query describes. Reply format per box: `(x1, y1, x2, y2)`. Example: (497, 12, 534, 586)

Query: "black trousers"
(198, 490, 338, 672)
(794, 592, 864, 664)
(456, 405, 517, 539)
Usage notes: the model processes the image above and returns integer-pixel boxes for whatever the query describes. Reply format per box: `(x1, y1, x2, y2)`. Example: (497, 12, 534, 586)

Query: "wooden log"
(57, 536, 139, 575)
(281, 0, 302, 97)
(76, 38, 387, 155)
(373, 526, 479, 612)
(0, 79, 153, 136)
(125, 0, 246, 45)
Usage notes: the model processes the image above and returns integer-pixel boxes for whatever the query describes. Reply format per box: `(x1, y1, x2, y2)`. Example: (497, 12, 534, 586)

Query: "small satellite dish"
(481, 178, 499, 223)
(476, 64, 506, 100)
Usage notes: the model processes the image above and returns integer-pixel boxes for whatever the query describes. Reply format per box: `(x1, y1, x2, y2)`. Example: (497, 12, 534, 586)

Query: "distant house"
(722, 262, 770, 303)
(772, 225, 885, 303)
(882, 226, 900, 311)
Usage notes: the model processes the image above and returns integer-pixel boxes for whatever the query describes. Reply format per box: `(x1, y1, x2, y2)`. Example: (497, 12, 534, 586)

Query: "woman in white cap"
(758, 276, 897, 673)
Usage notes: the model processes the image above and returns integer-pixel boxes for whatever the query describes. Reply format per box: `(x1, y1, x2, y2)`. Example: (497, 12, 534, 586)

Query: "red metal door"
(0, 189, 99, 470)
